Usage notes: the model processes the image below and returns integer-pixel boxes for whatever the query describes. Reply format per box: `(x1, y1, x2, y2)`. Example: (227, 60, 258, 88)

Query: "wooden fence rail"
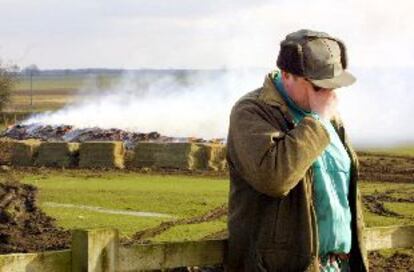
(0, 225, 413, 272)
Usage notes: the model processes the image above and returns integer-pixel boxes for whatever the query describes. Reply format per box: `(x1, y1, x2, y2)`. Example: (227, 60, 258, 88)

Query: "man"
(226, 29, 368, 272)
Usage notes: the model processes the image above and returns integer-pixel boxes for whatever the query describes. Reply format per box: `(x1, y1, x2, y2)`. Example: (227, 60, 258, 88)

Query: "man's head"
(276, 29, 354, 116)
(277, 29, 355, 89)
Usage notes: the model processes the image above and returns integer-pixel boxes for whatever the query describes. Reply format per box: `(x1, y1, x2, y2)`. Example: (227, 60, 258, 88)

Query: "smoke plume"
(23, 70, 264, 140)
(23, 67, 414, 148)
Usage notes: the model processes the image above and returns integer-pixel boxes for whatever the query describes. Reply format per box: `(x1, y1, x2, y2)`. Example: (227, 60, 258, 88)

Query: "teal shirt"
(273, 72, 352, 256)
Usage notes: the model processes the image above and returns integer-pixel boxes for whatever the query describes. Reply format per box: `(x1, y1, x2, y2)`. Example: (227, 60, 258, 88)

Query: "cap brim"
(310, 71, 356, 89)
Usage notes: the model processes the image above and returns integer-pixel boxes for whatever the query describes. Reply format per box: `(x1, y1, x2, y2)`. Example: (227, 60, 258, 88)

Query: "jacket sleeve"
(228, 101, 330, 198)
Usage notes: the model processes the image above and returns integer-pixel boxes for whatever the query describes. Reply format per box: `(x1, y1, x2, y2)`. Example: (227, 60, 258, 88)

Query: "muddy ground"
(0, 179, 70, 254)
(369, 251, 414, 272)
(357, 151, 414, 183)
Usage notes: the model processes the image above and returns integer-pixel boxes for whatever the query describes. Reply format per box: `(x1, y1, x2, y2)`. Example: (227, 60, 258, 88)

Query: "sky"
(1, 0, 414, 69)
(3, 0, 414, 146)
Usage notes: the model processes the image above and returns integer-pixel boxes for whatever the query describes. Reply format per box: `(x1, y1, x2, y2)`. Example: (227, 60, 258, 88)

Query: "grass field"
(359, 182, 414, 227)
(1, 168, 412, 242)
(367, 146, 414, 157)
(11, 170, 229, 239)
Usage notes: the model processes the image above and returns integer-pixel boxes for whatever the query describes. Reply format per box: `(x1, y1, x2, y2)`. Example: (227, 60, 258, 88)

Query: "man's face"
(282, 71, 335, 111)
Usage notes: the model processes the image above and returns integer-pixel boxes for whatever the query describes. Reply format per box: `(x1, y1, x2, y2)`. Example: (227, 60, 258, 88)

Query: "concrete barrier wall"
(0, 139, 228, 171)
(0, 226, 413, 272)
(0, 250, 71, 272)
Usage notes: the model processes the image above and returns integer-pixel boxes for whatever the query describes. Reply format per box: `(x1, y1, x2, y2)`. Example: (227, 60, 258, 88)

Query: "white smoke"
(338, 67, 414, 148)
(23, 67, 414, 148)
(23, 70, 266, 139)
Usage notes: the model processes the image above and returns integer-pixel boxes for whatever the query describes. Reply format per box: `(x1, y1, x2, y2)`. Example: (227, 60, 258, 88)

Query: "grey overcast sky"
(1, 0, 413, 69)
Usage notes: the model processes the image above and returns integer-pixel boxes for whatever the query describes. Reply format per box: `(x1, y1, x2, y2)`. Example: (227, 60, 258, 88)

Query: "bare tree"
(0, 62, 18, 112)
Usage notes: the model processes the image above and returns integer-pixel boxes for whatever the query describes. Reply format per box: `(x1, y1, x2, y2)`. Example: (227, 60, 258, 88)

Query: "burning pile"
(2, 124, 164, 149)
(0, 180, 70, 253)
(1, 124, 224, 149)
(0, 124, 228, 171)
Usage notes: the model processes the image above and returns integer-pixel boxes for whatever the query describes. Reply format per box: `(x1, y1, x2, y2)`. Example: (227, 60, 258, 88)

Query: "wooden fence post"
(71, 228, 119, 272)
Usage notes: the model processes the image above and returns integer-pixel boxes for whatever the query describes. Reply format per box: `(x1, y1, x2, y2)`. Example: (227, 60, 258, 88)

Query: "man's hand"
(308, 88, 338, 120)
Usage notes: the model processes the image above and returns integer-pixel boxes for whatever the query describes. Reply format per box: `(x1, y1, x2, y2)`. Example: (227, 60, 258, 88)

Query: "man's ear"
(281, 70, 295, 81)
(281, 70, 288, 80)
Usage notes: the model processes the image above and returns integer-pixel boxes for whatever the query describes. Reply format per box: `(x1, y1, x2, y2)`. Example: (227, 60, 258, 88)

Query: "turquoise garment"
(273, 72, 352, 256)
(319, 254, 350, 272)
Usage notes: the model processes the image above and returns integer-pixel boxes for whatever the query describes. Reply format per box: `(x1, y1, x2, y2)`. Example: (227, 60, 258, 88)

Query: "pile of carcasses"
(0, 123, 224, 149)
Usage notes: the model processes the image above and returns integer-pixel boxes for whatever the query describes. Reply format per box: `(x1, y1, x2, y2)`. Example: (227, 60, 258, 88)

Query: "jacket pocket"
(256, 198, 281, 249)
(273, 198, 290, 245)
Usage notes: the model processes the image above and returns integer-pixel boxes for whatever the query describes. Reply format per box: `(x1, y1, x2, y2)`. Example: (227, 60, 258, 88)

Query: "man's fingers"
(309, 89, 338, 120)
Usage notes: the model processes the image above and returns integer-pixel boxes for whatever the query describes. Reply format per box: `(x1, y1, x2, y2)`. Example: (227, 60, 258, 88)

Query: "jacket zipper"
(307, 168, 319, 264)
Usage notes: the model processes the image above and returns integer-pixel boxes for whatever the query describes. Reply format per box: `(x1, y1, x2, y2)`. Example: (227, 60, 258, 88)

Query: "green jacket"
(226, 73, 368, 272)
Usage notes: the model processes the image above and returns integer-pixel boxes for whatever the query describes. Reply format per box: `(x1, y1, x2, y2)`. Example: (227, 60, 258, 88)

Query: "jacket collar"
(258, 71, 295, 123)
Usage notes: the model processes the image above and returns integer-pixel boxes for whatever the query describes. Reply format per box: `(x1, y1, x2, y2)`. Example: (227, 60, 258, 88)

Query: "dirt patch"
(357, 152, 414, 183)
(0, 179, 70, 254)
(362, 194, 402, 217)
(123, 205, 227, 245)
(369, 251, 414, 272)
(364, 190, 414, 203)
(362, 189, 414, 217)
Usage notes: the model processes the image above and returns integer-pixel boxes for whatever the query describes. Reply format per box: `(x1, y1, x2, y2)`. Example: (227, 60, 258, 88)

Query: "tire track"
(124, 204, 227, 245)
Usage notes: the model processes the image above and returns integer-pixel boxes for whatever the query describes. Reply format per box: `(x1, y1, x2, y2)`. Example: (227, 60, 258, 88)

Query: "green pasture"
(22, 171, 228, 218)
(358, 182, 414, 195)
(16, 170, 228, 239)
(366, 146, 414, 156)
(0, 169, 410, 241)
(152, 219, 227, 242)
(358, 182, 414, 227)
